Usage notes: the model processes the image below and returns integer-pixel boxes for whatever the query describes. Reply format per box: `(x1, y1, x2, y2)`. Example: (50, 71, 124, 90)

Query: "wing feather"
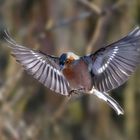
(2, 29, 70, 95)
(89, 27, 140, 92)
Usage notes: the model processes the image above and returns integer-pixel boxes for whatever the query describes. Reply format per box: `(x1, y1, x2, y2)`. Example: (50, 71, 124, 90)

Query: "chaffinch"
(1, 27, 140, 115)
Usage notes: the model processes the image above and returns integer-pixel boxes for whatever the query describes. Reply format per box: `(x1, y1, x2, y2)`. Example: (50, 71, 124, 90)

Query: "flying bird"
(1, 27, 140, 115)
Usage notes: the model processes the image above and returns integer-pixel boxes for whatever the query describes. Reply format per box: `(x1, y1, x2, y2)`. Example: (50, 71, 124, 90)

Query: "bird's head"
(59, 52, 79, 69)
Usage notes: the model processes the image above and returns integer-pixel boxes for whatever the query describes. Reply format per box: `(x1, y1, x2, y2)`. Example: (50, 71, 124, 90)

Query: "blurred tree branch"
(46, 11, 92, 31)
(78, 0, 102, 15)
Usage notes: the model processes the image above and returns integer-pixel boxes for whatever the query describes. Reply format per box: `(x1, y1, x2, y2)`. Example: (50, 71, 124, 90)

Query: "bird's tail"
(92, 89, 124, 115)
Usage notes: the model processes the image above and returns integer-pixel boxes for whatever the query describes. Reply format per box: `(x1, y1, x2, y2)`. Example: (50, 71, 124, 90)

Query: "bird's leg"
(90, 88, 124, 115)
(68, 88, 85, 100)
(68, 89, 80, 97)
(69, 87, 85, 96)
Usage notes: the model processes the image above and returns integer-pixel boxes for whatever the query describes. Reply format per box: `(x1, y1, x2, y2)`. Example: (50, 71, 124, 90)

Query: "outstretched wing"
(89, 27, 140, 92)
(2, 30, 70, 95)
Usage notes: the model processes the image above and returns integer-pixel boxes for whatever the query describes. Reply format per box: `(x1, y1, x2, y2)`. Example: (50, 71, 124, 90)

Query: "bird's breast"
(62, 60, 93, 91)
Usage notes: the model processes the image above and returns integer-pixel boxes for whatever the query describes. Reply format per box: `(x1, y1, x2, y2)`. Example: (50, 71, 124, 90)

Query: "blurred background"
(0, 0, 140, 140)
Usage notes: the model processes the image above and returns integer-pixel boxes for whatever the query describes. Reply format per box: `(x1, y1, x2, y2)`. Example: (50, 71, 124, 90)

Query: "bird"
(1, 26, 140, 115)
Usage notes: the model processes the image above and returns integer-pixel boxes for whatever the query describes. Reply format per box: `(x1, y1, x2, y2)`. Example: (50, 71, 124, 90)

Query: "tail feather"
(91, 89, 124, 115)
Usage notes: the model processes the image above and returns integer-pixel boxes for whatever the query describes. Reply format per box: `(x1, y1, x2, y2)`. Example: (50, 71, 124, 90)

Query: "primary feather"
(2, 29, 70, 95)
(89, 27, 140, 92)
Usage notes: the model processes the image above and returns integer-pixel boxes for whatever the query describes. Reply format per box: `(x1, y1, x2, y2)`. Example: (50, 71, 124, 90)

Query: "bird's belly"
(62, 67, 93, 91)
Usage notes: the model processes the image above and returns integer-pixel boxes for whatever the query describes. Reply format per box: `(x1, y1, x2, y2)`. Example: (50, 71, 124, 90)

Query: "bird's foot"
(69, 87, 85, 95)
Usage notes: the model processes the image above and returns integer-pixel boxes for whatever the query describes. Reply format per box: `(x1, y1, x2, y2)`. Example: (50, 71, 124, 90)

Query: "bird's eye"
(65, 59, 70, 64)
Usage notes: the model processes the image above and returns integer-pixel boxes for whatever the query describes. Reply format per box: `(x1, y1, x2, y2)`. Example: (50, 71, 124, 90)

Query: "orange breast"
(63, 67, 75, 80)
(62, 60, 93, 91)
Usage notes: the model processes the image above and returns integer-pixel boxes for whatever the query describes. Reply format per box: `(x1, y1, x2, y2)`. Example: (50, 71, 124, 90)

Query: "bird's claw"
(69, 87, 85, 96)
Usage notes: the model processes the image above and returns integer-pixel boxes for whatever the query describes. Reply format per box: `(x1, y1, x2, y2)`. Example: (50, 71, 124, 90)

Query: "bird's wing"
(88, 27, 140, 92)
(2, 30, 70, 96)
